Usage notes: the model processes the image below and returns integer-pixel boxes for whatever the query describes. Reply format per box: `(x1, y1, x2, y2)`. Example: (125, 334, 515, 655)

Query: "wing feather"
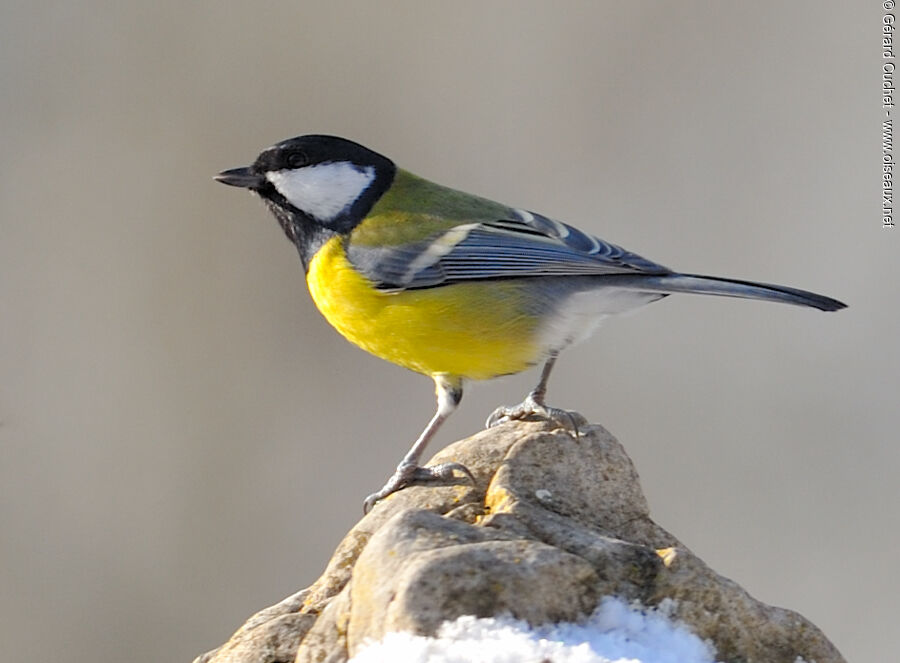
(346, 209, 671, 290)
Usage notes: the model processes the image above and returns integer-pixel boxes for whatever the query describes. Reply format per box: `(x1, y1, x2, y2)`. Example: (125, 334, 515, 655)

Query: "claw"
(413, 461, 476, 485)
(486, 395, 580, 437)
(363, 461, 475, 514)
(362, 492, 380, 515)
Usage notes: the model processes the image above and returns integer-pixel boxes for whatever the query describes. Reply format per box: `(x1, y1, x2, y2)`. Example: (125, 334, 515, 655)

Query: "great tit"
(215, 134, 846, 512)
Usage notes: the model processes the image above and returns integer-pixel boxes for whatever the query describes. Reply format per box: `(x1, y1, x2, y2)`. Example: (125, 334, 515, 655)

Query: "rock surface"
(193, 416, 846, 663)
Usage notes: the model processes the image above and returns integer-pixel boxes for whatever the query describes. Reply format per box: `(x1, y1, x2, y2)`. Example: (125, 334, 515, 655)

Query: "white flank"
(266, 162, 375, 222)
(538, 288, 664, 353)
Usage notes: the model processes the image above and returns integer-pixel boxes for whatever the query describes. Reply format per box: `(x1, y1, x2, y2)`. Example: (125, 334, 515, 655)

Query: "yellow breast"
(306, 237, 542, 380)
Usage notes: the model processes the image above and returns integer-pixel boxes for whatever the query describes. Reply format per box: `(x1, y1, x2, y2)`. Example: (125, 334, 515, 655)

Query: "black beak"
(214, 166, 265, 189)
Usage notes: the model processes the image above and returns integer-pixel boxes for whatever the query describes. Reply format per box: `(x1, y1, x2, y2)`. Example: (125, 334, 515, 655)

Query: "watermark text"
(884, 3, 896, 228)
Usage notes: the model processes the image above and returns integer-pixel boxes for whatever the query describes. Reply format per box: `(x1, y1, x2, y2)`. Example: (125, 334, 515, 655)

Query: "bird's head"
(215, 135, 395, 234)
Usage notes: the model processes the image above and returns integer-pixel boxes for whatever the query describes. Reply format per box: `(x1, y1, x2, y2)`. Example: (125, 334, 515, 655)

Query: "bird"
(215, 134, 846, 513)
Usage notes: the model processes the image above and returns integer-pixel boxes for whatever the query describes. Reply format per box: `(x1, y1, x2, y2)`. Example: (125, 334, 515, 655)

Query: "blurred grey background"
(0, 2, 894, 661)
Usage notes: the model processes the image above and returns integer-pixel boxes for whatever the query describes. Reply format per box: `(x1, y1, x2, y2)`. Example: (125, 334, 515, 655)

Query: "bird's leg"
(486, 352, 579, 434)
(363, 376, 474, 513)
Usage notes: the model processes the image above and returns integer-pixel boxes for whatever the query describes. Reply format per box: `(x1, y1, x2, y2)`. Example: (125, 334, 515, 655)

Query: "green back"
(351, 169, 511, 247)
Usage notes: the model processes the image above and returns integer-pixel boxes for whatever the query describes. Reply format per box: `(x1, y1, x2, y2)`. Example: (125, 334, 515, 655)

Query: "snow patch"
(349, 596, 719, 663)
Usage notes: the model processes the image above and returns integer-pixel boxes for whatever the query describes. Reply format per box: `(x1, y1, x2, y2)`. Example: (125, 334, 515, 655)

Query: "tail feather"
(609, 273, 847, 312)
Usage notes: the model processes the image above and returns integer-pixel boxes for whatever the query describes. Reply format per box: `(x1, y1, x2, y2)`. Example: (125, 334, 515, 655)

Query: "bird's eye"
(287, 151, 308, 168)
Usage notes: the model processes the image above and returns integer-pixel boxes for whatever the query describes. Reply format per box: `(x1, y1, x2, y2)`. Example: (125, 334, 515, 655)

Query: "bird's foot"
(363, 461, 475, 514)
(486, 393, 580, 436)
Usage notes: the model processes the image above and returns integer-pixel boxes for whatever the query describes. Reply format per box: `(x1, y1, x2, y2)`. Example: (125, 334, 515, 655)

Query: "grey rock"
(193, 417, 846, 663)
(193, 589, 315, 663)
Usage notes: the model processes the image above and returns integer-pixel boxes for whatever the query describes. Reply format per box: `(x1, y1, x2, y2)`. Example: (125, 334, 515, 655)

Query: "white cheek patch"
(266, 162, 375, 222)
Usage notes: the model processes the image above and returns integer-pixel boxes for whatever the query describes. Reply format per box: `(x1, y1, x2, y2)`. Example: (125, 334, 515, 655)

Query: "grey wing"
(346, 209, 672, 291)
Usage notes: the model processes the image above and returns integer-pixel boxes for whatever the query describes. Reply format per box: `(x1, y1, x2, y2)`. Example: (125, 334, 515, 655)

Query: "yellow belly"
(306, 237, 542, 380)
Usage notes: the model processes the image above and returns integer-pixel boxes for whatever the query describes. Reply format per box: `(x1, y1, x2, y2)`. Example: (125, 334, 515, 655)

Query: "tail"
(610, 273, 847, 312)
